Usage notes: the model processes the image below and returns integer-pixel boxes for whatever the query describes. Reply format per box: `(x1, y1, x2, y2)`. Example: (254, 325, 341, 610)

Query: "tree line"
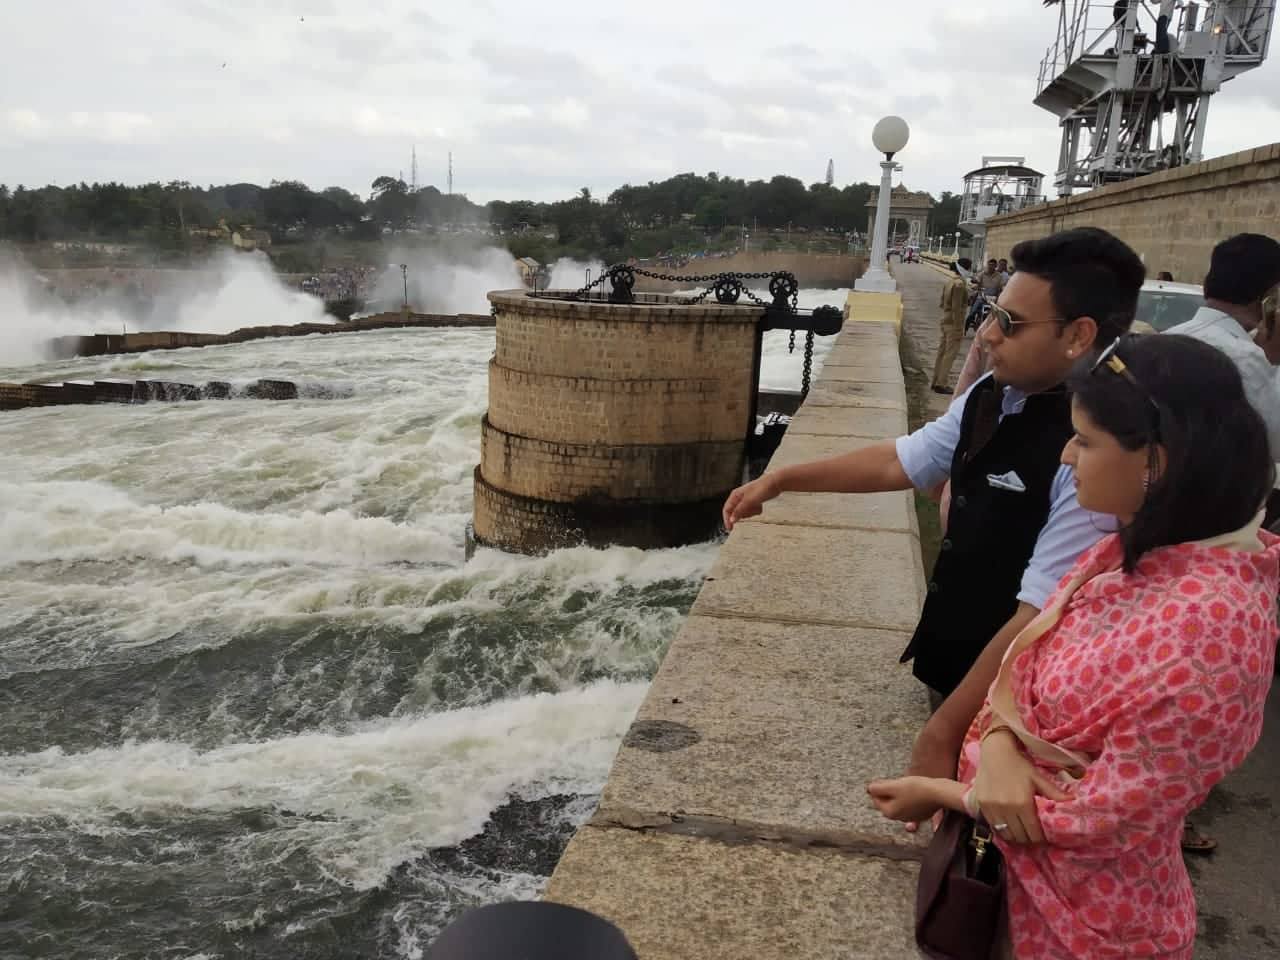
(0, 173, 963, 262)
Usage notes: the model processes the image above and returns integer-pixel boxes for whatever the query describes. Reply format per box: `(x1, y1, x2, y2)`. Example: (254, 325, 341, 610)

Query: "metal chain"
(557, 264, 800, 309)
(630, 266, 781, 306)
(568, 269, 614, 301)
(801, 331, 815, 397)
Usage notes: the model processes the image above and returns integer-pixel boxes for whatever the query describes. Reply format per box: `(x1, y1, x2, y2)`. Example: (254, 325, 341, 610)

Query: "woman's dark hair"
(1011, 227, 1146, 349)
(1068, 334, 1274, 572)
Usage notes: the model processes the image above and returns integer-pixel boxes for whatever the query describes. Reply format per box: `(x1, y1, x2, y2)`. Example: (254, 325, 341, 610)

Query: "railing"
(959, 193, 1049, 224)
(1038, 1, 1116, 94)
(1218, 0, 1276, 61)
(1038, 1, 1276, 94)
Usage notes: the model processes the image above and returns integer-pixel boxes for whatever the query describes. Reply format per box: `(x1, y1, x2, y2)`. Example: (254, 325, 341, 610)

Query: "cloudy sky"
(2, 0, 1278, 203)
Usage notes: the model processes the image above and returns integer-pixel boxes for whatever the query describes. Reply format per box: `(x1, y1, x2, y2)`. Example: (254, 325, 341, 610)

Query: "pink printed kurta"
(958, 531, 1280, 959)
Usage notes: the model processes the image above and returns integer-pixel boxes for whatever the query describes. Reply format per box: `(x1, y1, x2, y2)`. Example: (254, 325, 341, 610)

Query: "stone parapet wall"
(984, 143, 1280, 282)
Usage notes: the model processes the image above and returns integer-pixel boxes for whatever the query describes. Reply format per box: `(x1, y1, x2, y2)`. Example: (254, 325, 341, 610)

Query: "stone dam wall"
(983, 142, 1280, 283)
(542, 297, 930, 958)
(47, 311, 494, 359)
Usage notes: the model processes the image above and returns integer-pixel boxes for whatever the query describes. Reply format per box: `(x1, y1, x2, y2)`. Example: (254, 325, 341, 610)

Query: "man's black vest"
(900, 377, 1074, 696)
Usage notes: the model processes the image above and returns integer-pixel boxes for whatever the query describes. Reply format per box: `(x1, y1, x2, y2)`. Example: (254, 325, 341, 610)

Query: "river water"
(0, 291, 841, 959)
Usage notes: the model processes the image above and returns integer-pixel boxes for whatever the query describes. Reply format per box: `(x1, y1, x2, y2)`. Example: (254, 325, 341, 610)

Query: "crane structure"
(1036, 1, 1274, 195)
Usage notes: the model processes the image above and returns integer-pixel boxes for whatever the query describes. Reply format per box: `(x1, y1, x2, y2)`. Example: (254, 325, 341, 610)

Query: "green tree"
(369, 175, 412, 230)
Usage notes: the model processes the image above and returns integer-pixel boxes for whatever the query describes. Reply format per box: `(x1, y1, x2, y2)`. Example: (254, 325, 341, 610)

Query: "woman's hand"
(722, 473, 781, 531)
(972, 730, 1069, 845)
(867, 776, 953, 823)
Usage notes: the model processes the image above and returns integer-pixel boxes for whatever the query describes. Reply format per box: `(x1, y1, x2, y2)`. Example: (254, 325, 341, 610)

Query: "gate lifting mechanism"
(529, 263, 845, 472)
(540, 263, 844, 398)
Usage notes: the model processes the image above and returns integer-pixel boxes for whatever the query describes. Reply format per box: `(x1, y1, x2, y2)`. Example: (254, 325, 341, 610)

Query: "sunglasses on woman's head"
(1091, 338, 1162, 430)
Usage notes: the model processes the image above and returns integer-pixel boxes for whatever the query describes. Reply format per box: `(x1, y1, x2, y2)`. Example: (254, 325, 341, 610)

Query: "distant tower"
(448, 151, 454, 196)
(825, 159, 835, 186)
(411, 145, 418, 192)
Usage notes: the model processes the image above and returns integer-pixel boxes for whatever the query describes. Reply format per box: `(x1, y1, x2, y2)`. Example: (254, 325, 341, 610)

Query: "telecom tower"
(1036, 1, 1274, 195)
(447, 152, 453, 196)
(411, 146, 418, 192)
(825, 159, 834, 186)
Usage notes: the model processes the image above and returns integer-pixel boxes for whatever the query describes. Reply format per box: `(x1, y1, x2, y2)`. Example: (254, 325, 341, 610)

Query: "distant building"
(958, 157, 1045, 263)
(865, 184, 934, 250)
(517, 257, 541, 285)
(231, 227, 272, 251)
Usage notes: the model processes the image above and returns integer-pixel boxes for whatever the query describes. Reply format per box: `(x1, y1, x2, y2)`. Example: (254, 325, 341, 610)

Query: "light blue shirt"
(894, 375, 1113, 609)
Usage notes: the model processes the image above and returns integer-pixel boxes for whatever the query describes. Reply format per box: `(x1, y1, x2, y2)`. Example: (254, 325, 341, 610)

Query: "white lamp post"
(952, 232, 961, 257)
(855, 116, 910, 294)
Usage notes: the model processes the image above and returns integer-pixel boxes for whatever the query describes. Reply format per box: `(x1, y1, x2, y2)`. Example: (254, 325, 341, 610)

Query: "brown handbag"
(915, 810, 1006, 960)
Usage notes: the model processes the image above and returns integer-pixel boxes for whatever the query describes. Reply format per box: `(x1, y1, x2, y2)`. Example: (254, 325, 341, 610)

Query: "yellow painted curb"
(844, 290, 904, 335)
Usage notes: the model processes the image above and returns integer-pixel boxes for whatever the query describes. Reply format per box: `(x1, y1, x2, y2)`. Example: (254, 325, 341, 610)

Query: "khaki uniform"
(932, 275, 969, 389)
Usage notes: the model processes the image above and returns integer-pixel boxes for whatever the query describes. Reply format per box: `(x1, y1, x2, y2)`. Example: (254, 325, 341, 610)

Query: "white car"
(1132, 279, 1203, 334)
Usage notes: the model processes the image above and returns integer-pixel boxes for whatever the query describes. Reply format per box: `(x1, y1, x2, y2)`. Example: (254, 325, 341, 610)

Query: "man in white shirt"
(1166, 233, 1280, 468)
(1160, 233, 1280, 853)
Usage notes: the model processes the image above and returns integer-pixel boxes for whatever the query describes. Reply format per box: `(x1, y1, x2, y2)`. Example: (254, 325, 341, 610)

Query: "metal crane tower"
(1036, 1, 1274, 195)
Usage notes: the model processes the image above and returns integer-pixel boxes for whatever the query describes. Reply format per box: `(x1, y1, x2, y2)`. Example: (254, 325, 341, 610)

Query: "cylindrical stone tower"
(473, 290, 762, 553)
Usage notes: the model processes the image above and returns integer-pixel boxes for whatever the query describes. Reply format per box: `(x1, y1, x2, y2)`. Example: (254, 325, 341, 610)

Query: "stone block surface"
(487, 360, 753, 445)
(599, 613, 929, 850)
(480, 418, 742, 502)
(691, 522, 924, 631)
(545, 827, 921, 960)
(786, 403, 908, 439)
(815, 361, 909, 384)
(800, 377, 908, 411)
(760, 435, 916, 534)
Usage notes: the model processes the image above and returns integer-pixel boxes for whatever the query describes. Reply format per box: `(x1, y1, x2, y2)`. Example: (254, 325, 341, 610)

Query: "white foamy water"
(0, 252, 332, 365)
(0, 680, 644, 888)
(0, 287, 836, 957)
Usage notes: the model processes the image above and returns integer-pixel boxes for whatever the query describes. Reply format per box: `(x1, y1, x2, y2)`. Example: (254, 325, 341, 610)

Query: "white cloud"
(0, 0, 1274, 202)
(5, 108, 47, 139)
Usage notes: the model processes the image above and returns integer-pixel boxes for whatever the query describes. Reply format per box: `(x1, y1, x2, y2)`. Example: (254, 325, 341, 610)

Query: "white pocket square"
(987, 471, 1027, 492)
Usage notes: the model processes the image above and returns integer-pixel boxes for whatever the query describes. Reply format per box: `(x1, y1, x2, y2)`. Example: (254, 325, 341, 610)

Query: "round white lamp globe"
(871, 116, 910, 158)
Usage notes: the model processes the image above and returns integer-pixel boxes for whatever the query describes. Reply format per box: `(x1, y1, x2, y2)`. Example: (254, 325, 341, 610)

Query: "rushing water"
(0, 291, 841, 959)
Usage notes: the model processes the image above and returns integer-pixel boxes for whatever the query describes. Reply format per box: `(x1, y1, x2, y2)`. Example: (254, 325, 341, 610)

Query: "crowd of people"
(298, 265, 379, 301)
(722, 227, 1280, 959)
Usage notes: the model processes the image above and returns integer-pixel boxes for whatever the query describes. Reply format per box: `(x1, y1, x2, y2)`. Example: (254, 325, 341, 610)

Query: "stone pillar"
(473, 290, 762, 554)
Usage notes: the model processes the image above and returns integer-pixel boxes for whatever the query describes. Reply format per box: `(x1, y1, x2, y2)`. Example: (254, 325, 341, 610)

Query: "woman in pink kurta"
(870, 334, 1280, 958)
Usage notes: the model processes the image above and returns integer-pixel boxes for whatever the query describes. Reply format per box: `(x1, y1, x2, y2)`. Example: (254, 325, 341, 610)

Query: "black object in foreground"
(427, 901, 638, 960)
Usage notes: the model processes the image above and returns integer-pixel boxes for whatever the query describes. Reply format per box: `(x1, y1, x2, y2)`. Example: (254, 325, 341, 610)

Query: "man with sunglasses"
(724, 226, 1146, 769)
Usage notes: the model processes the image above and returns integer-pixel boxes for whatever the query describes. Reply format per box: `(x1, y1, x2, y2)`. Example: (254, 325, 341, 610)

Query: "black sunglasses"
(984, 300, 1063, 337)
